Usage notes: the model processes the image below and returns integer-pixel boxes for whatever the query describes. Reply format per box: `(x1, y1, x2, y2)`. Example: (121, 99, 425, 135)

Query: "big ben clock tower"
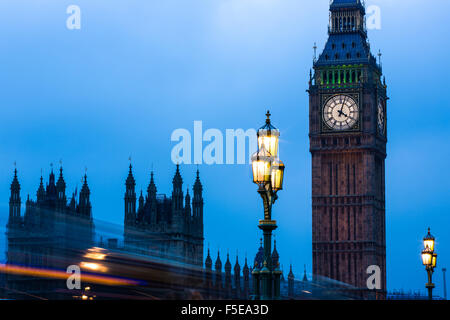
(308, 0, 387, 299)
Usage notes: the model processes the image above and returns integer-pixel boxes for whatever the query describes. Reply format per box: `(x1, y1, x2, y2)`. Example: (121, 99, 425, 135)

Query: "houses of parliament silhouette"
(4, 164, 305, 299)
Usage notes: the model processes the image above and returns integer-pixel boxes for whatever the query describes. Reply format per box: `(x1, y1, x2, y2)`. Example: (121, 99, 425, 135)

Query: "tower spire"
(37, 173, 45, 201)
(288, 264, 295, 298)
(56, 165, 66, 205)
(9, 167, 21, 223)
(303, 264, 308, 282)
(78, 172, 91, 217)
(47, 163, 56, 197)
(313, 42, 317, 62)
(215, 250, 223, 290)
(125, 163, 137, 225)
(172, 164, 184, 216)
(147, 170, 157, 198)
(224, 251, 232, 297)
(205, 246, 212, 269)
(234, 250, 241, 298)
(173, 164, 183, 187)
(192, 167, 204, 240)
(272, 239, 279, 268)
(378, 49, 382, 67)
(242, 254, 250, 298)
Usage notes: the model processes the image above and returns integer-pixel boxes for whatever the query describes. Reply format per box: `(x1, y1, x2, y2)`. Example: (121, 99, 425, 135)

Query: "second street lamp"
(421, 228, 437, 300)
(251, 111, 285, 300)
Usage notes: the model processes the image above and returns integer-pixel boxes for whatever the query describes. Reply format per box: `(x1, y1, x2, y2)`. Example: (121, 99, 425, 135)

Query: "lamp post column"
(443, 268, 447, 300)
(258, 220, 277, 299)
(426, 267, 434, 300)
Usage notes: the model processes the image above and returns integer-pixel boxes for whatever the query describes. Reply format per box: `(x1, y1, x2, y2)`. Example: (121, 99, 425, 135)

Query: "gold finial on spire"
(313, 42, 317, 62)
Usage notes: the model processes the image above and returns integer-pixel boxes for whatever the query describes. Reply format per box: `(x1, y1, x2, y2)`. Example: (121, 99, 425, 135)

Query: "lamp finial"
(266, 110, 271, 124)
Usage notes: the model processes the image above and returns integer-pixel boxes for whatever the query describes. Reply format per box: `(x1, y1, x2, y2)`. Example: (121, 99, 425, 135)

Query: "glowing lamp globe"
(422, 247, 433, 266)
(257, 111, 280, 158)
(423, 228, 435, 252)
(270, 160, 285, 191)
(251, 146, 272, 185)
(432, 253, 437, 268)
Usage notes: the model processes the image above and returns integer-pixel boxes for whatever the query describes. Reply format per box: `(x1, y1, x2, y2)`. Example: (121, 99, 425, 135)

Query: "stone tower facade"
(123, 164, 204, 266)
(308, 0, 387, 299)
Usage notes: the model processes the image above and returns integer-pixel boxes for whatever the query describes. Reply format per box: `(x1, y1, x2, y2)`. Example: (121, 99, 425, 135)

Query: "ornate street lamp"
(251, 111, 285, 300)
(421, 228, 437, 300)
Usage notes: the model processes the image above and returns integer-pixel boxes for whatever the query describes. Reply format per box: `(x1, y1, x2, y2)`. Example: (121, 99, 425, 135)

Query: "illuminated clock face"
(377, 100, 385, 134)
(323, 95, 359, 130)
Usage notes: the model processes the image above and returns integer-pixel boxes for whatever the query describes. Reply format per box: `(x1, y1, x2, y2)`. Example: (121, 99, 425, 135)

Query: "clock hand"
(340, 96, 347, 113)
(337, 109, 348, 118)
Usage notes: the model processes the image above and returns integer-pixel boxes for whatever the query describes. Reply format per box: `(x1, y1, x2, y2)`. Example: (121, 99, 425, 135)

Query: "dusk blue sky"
(0, 0, 449, 295)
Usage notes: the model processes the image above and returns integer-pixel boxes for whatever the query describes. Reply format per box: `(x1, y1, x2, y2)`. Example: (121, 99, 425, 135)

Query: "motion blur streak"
(80, 261, 108, 272)
(84, 247, 108, 260)
(0, 264, 140, 286)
